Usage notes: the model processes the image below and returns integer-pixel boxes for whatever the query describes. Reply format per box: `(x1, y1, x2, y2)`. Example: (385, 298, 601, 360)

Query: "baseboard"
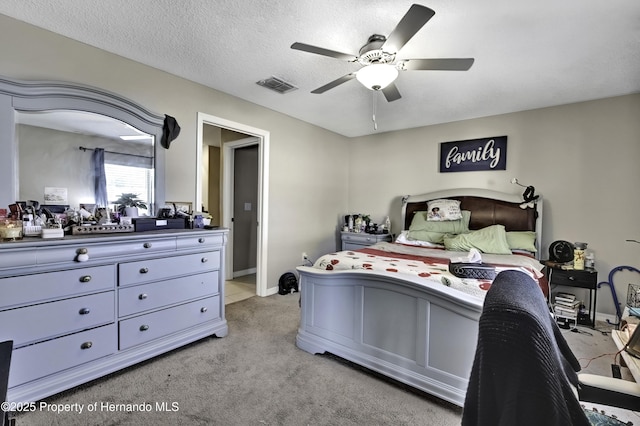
(264, 286, 279, 297)
(595, 312, 620, 325)
(233, 268, 256, 278)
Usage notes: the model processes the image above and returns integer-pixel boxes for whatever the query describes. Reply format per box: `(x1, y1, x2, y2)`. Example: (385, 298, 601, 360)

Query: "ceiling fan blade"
(311, 73, 357, 94)
(291, 42, 358, 62)
(381, 83, 402, 102)
(382, 4, 435, 53)
(400, 58, 475, 71)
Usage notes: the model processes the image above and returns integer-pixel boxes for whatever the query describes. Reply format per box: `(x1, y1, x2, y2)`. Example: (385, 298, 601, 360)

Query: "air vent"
(256, 76, 298, 94)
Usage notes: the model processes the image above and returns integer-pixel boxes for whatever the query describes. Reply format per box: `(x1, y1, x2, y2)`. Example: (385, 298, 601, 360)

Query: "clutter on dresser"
(0, 197, 213, 241)
(0, 218, 23, 241)
(343, 214, 390, 234)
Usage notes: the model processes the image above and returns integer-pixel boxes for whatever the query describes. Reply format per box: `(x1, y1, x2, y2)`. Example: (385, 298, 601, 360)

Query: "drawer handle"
(143, 242, 152, 249)
(140, 324, 150, 331)
(568, 276, 575, 281)
(140, 267, 149, 274)
(76, 248, 89, 262)
(78, 308, 91, 315)
(201, 257, 208, 263)
(79, 275, 92, 283)
(198, 238, 205, 243)
(138, 293, 148, 300)
(200, 307, 208, 313)
(80, 342, 93, 350)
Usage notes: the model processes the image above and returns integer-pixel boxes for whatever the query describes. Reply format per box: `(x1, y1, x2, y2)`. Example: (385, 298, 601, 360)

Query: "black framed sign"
(439, 136, 507, 173)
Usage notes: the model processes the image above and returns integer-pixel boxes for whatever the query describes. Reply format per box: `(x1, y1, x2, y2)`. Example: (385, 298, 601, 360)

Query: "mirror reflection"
(16, 110, 155, 216)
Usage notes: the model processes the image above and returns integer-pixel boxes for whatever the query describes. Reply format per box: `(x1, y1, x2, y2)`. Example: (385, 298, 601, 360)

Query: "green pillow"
(408, 210, 471, 244)
(506, 231, 537, 253)
(406, 230, 447, 244)
(443, 225, 512, 255)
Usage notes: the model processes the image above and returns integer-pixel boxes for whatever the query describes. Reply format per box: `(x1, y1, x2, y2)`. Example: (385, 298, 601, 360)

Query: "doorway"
(228, 139, 258, 277)
(196, 113, 270, 298)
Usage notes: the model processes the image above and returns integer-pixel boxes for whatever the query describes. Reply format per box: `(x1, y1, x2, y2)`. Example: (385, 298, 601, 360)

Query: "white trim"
(196, 112, 269, 297)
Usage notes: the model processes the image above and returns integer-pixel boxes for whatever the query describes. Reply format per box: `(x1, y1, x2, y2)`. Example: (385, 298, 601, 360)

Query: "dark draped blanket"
(462, 270, 590, 426)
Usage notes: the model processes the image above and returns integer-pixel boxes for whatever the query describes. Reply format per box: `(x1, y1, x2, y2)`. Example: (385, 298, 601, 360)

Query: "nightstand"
(545, 262, 598, 327)
(341, 231, 392, 251)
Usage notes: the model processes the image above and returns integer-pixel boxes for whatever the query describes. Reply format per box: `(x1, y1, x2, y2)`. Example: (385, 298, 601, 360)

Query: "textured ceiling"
(0, 0, 639, 137)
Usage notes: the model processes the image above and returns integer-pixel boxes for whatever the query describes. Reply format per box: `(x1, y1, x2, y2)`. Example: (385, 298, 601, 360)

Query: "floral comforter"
(313, 242, 546, 300)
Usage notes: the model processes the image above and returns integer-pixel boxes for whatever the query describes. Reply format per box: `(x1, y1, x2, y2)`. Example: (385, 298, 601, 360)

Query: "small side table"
(341, 231, 392, 251)
(545, 262, 598, 327)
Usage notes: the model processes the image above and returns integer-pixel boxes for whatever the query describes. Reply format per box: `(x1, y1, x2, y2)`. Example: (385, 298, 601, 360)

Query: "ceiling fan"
(291, 4, 474, 102)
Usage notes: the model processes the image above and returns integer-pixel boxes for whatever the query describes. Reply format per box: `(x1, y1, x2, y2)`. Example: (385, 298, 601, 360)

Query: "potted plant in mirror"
(114, 193, 147, 217)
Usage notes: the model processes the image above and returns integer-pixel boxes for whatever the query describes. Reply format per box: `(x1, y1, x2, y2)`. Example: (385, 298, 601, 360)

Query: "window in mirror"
(16, 110, 155, 215)
(104, 163, 154, 216)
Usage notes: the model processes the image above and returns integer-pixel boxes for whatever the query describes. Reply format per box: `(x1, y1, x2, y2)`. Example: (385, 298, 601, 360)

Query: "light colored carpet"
(12, 294, 638, 425)
(14, 294, 462, 425)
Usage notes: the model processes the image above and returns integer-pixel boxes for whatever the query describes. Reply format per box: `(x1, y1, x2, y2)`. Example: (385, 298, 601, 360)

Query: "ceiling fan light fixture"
(356, 64, 398, 91)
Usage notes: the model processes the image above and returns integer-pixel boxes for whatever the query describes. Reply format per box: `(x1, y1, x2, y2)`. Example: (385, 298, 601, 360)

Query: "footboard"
(296, 266, 483, 407)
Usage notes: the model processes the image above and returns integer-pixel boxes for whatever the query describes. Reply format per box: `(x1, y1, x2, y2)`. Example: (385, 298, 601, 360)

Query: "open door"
(228, 139, 259, 278)
(196, 113, 270, 297)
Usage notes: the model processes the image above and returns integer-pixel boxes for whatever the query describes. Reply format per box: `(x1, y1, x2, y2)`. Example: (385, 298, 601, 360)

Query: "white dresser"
(0, 228, 228, 403)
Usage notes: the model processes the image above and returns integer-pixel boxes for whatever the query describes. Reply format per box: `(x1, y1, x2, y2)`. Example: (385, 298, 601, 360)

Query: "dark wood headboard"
(402, 189, 540, 234)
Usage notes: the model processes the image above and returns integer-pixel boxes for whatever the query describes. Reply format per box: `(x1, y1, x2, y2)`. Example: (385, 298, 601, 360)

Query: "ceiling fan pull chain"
(372, 91, 378, 131)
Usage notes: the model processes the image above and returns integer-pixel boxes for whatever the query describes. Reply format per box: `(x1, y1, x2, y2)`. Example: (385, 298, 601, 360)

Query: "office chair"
(462, 270, 640, 426)
(1, 340, 13, 426)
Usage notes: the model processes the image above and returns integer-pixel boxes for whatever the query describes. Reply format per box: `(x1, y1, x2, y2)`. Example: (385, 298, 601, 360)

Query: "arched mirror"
(0, 77, 165, 216)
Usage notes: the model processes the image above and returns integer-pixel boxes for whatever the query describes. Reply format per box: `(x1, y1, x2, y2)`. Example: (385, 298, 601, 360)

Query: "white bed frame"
(296, 188, 542, 406)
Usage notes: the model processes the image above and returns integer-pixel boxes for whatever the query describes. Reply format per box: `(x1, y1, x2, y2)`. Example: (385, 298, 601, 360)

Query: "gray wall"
(347, 94, 640, 316)
(1, 14, 639, 316)
(0, 14, 349, 293)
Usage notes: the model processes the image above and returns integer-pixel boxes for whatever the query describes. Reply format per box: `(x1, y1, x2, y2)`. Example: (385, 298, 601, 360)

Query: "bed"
(295, 188, 545, 407)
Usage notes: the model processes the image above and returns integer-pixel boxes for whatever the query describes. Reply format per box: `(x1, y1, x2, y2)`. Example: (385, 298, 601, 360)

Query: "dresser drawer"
(119, 252, 220, 287)
(118, 271, 219, 317)
(36, 238, 177, 264)
(342, 233, 378, 244)
(549, 269, 597, 289)
(0, 291, 115, 347)
(0, 247, 37, 270)
(340, 232, 391, 249)
(0, 265, 115, 309)
(177, 233, 225, 250)
(9, 323, 117, 388)
(119, 296, 221, 350)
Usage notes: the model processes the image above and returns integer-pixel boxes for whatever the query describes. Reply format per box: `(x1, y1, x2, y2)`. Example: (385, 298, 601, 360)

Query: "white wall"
(348, 94, 640, 316)
(0, 15, 349, 291)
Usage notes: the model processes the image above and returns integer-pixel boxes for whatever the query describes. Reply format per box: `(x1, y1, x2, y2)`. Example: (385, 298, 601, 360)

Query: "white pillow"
(426, 199, 463, 221)
(395, 231, 444, 248)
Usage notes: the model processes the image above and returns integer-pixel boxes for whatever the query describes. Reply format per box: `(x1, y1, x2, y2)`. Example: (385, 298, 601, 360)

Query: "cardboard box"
(132, 218, 186, 232)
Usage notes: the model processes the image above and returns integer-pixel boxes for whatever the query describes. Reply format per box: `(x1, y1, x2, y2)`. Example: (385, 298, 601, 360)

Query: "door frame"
(196, 112, 270, 297)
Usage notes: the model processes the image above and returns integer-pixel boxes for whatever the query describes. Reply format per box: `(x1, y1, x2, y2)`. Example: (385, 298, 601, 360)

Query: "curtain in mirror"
(91, 148, 109, 207)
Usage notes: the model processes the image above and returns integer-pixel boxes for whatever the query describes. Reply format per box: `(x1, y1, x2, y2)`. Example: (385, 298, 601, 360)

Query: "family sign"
(439, 136, 507, 172)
